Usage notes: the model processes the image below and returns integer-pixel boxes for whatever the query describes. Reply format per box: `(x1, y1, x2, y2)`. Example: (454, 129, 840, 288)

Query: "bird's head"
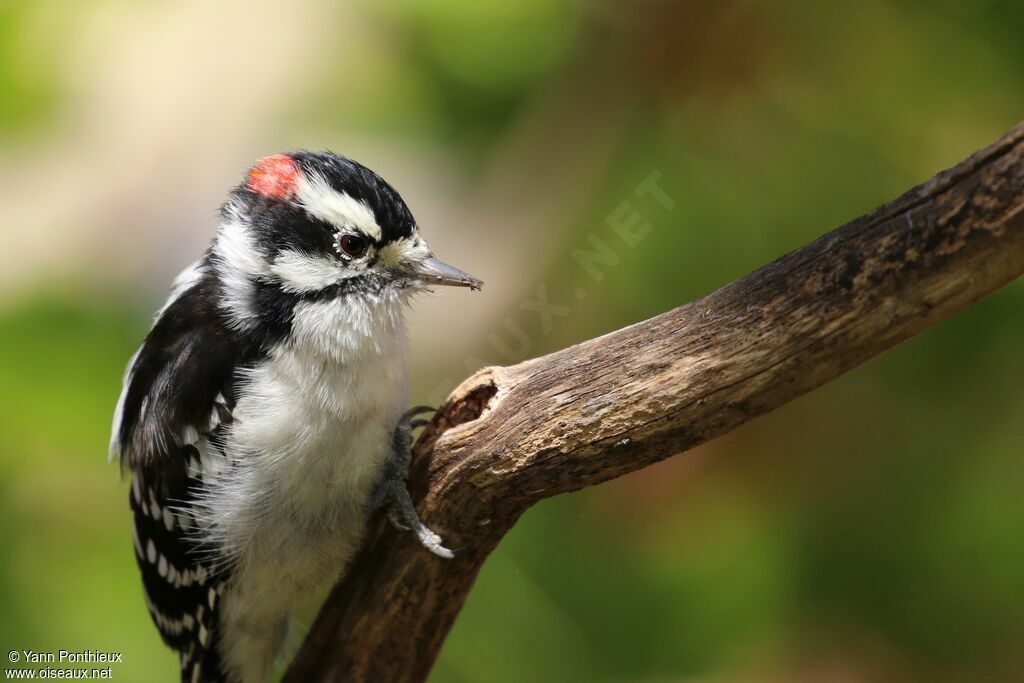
(211, 151, 480, 333)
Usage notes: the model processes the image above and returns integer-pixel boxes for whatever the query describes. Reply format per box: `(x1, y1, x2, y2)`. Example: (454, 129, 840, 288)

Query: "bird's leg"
(371, 405, 454, 559)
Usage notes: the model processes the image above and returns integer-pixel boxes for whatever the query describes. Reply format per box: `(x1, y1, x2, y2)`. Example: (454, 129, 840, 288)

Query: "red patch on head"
(246, 154, 300, 200)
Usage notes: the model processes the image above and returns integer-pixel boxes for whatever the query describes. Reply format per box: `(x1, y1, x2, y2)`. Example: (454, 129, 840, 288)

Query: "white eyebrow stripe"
(295, 171, 382, 240)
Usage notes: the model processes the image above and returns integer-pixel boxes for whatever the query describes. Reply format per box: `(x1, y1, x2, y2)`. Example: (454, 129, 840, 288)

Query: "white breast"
(207, 293, 409, 682)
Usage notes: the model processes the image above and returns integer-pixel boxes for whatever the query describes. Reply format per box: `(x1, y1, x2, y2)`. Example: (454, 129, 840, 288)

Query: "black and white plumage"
(111, 152, 481, 683)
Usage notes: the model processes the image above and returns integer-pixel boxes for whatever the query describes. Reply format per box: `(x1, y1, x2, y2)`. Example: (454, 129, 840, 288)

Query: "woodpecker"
(110, 151, 482, 683)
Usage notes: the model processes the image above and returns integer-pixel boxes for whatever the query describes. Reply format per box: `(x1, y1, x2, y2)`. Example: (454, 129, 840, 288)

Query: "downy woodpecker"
(110, 151, 482, 683)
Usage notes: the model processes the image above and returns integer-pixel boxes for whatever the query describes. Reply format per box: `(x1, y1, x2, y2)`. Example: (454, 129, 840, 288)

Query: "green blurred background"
(1, 1, 1023, 681)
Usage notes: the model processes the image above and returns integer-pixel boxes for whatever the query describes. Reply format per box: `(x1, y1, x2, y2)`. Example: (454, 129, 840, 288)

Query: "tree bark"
(283, 123, 1024, 682)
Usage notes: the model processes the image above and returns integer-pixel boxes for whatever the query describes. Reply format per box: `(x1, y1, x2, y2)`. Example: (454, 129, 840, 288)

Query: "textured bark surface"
(283, 123, 1024, 683)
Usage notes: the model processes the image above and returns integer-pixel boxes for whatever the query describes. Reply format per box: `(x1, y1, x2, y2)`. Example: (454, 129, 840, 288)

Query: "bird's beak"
(414, 256, 483, 290)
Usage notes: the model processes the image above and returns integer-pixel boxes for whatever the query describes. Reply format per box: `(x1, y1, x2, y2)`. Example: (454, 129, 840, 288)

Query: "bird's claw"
(372, 407, 455, 559)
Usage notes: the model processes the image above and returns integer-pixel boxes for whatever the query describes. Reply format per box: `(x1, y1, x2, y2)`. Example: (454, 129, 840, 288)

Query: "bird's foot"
(371, 405, 455, 559)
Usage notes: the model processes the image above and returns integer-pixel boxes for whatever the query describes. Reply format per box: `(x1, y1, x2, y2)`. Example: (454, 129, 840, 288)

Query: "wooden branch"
(283, 123, 1024, 682)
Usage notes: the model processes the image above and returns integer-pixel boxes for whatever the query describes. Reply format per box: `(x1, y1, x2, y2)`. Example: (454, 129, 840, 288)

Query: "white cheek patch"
(212, 218, 269, 327)
(270, 250, 362, 294)
(295, 172, 382, 241)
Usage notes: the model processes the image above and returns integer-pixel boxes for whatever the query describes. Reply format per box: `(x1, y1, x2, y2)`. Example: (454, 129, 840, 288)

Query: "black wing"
(130, 436, 230, 683)
(115, 267, 241, 683)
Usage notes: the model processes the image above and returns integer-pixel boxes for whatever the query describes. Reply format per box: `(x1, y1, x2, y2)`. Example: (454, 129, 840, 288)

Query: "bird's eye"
(337, 233, 369, 259)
